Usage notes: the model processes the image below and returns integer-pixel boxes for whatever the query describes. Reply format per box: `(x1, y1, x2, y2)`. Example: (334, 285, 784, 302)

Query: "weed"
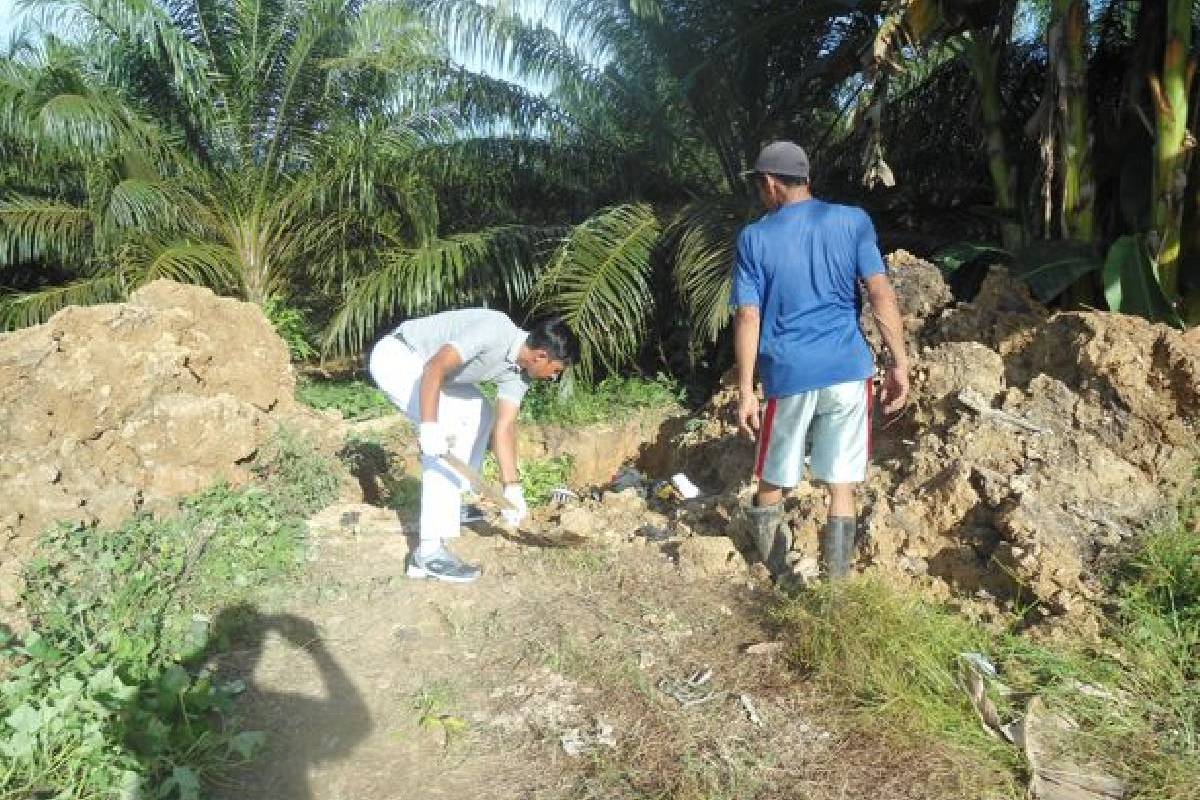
(535, 548, 614, 575)
(251, 427, 342, 518)
(411, 680, 468, 750)
(519, 374, 683, 426)
(774, 506, 1200, 800)
(262, 297, 317, 362)
(775, 579, 1015, 763)
(296, 377, 394, 421)
(0, 430, 340, 799)
(483, 453, 574, 507)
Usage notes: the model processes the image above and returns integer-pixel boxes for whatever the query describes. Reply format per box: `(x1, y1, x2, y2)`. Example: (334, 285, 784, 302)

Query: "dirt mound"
(0, 280, 341, 613)
(641, 257, 1200, 630)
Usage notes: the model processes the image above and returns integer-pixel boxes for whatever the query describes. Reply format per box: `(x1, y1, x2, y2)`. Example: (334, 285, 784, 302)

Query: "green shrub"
(519, 373, 683, 426)
(296, 378, 394, 421)
(262, 297, 316, 363)
(483, 453, 574, 507)
(0, 431, 339, 799)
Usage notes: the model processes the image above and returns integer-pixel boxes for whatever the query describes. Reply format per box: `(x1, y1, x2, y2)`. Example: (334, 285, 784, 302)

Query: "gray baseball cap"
(744, 141, 810, 179)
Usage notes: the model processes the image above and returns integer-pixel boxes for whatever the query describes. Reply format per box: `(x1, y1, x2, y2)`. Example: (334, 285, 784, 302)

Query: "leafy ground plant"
(519, 373, 683, 426)
(296, 378, 395, 421)
(0, 431, 339, 800)
(483, 454, 574, 507)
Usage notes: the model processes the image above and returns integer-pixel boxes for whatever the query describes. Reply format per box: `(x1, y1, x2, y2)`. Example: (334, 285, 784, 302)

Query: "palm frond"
(409, 0, 608, 111)
(102, 178, 204, 235)
(322, 224, 558, 357)
(30, 0, 217, 113)
(533, 203, 660, 379)
(322, 1, 435, 75)
(139, 239, 241, 291)
(668, 196, 748, 347)
(0, 196, 93, 265)
(404, 60, 569, 135)
(0, 270, 126, 329)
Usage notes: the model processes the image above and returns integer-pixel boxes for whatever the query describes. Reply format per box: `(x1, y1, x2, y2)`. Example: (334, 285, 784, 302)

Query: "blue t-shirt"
(731, 199, 885, 398)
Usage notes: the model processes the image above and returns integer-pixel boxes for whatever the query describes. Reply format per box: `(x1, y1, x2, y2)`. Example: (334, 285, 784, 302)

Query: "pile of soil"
(0, 281, 342, 615)
(638, 252, 1200, 631)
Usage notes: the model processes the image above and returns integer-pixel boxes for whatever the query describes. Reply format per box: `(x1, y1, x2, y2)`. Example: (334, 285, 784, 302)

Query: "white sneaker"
(406, 546, 481, 583)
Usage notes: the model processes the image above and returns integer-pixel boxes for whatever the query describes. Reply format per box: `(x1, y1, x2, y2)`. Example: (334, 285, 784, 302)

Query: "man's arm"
(864, 273, 910, 414)
(419, 345, 464, 423)
(491, 399, 521, 486)
(734, 305, 762, 438)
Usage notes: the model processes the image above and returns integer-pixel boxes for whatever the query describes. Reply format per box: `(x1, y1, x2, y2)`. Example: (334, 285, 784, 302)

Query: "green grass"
(296, 377, 394, 421)
(0, 431, 340, 800)
(518, 373, 683, 426)
(774, 504, 1200, 799)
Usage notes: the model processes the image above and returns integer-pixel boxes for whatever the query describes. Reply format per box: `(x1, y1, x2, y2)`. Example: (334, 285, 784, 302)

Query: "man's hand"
(738, 390, 761, 439)
(879, 365, 910, 415)
(418, 422, 449, 456)
(501, 484, 527, 527)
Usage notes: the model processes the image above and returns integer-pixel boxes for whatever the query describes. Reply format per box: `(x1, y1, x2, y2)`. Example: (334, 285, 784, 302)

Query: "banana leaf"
(1011, 241, 1102, 302)
(1102, 235, 1184, 326)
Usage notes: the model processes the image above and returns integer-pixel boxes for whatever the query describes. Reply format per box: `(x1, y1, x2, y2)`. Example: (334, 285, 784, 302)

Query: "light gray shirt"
(395, 309, 531, 405)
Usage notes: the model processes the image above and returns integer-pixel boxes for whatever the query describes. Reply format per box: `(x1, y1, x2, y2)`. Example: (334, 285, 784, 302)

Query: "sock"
(417, 537, 442, 559)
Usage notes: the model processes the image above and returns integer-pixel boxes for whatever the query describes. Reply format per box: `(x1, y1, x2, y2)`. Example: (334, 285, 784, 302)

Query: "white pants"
(368, 335, 495, 548)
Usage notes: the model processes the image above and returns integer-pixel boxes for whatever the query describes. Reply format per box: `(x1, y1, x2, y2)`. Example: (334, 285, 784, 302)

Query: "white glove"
(501, 484, 527, 527)
(418, 422, 449, 457)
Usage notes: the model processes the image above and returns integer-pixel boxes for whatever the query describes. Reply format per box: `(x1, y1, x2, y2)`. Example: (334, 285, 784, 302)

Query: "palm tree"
(0, 0, 553, 337)
(396, 0, 888, 377)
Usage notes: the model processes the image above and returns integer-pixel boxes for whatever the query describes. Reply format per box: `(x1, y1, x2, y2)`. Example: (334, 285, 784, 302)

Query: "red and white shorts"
(755, 379, 873, 488)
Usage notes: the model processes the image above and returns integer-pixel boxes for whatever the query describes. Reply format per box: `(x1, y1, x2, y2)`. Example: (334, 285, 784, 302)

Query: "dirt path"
(206, 510, 984, 800)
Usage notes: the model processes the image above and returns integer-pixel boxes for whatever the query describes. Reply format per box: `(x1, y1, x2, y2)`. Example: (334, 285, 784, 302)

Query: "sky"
(0, 0, 24, 38)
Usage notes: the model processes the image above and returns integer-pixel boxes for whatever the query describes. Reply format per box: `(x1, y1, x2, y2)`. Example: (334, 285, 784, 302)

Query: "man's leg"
(749, 395, 817, 578)
(437, 386, 494, 530)
(368, 337, 455, 556)
(809, 380, 872, 579)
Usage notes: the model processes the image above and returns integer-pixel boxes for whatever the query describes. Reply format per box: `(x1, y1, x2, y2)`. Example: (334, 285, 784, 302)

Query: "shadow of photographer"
(204, 604, 373, 800)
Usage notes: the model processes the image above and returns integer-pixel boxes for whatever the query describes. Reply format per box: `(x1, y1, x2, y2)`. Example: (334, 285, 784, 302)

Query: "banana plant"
(1149, 0, 1195, 305)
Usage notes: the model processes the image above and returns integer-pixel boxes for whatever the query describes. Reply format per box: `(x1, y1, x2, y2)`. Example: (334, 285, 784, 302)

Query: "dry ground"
(207, 512, 1007, 800)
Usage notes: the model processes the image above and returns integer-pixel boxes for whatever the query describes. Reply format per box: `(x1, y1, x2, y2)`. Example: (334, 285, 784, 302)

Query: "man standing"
(732, 141, 909, 581)
(369, 310, 578, 583)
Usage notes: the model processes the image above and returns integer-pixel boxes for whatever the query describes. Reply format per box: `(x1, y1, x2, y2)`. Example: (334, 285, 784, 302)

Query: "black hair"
(758, 172, 809, 188)
(527, 316, 579, 365)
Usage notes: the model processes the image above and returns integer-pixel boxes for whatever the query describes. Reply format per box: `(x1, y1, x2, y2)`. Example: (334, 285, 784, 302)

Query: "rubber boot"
(820, 516, 855, 580)
(745, 502, 792, 579)
(840, 517, 859, 575)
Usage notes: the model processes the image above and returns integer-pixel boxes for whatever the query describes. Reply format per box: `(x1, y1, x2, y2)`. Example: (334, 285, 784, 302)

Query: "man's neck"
(779, 187, 812, 208)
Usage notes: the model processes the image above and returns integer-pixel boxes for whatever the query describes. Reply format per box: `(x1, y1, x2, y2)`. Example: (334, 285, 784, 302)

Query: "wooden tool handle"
(440, 453, 517, 511)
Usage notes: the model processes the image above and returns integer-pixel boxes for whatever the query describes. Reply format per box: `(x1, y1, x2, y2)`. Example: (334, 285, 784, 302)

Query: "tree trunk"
(1150, 0, 1194, 303)
(1054, 0, 1095, 243)
(1181, 68, 1200, 323)
(964, 28, 1022, 250)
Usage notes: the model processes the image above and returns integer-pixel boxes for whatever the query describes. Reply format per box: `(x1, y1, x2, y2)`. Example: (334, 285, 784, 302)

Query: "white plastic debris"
(671, 473, 701, 499)
(738, 693, 764, 727)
